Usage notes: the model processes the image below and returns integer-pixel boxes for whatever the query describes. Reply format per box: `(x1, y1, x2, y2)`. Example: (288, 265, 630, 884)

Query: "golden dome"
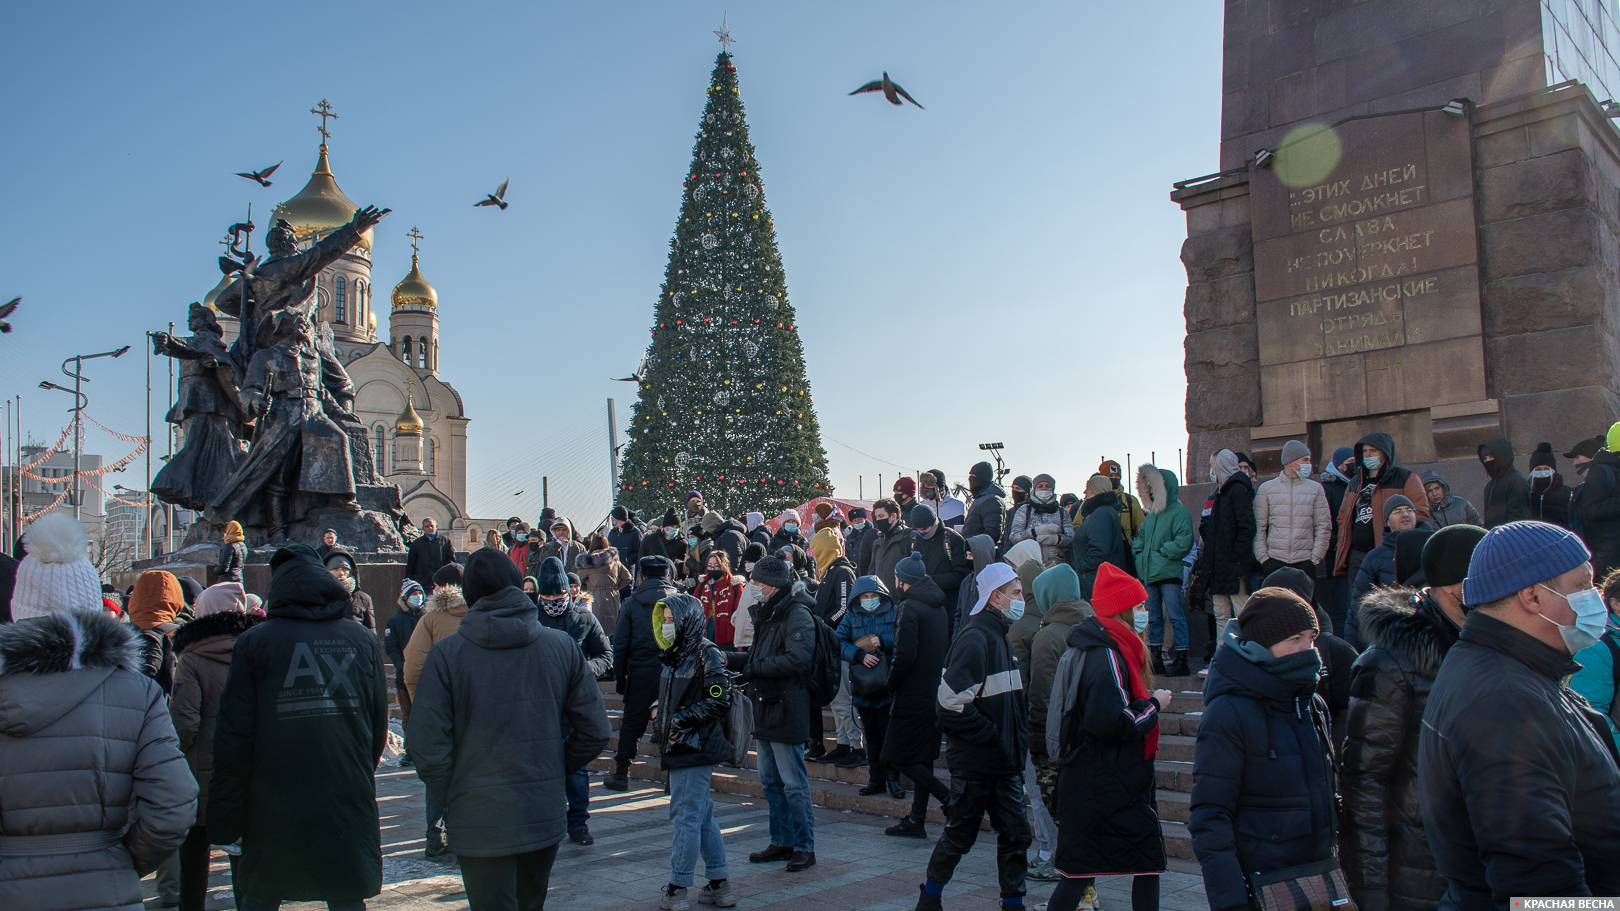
(271, 145, 373, 253)
(368, 311, 378, 335)
(391, 255, 437, 310)
(395, 392, 424, 435)
(202, 272, 235, 311)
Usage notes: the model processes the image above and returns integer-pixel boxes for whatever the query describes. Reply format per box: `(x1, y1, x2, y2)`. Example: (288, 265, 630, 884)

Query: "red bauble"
(676, 319, 683, 325)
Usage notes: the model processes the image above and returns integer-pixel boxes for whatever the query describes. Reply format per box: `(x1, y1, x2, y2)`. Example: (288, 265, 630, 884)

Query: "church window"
(427, 438, 438, 475)
(417, 342, 427, 370)
(402, 336, 413, 364)
(373, 424, 387, 473)
(334, 277, 346, 323)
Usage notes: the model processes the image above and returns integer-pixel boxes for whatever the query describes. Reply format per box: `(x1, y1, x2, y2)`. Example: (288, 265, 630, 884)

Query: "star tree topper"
(714, 13, 735, 49)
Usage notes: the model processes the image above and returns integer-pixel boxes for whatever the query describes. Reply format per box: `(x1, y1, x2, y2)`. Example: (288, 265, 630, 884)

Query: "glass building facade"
(1544, 0, 1620, 102)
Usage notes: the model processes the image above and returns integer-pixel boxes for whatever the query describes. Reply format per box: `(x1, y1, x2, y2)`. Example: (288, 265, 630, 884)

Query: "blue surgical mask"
(664, 527, 679, 539)
(782, 523, 798, 535)
(687, 536, 700, 548)
(1363, 454, 1383, 472)
(859, 595, 882, 612)
(515, 533, 528, 542)
(1004, 598, 1025, 622)
(850, 521, 866, 531)
(1538, 584, 1608, 654)
(1297, 463, 1313, 479)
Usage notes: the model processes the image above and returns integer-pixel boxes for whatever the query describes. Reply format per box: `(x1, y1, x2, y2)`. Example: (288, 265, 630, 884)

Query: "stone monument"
(1174, 0, 1620, 496)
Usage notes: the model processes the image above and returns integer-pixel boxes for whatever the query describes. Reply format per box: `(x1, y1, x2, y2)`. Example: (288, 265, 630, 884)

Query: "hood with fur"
(427, 584, 468, 617)
(1355, 586, 1457, 679)
(0, 611, 144, 736)
(1136, 464, 1179, 514)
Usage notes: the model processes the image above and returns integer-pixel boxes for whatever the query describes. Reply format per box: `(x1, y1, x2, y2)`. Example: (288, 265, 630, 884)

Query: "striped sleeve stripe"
(937, 678, 982, 713)
(1107, 650, 1155, 724)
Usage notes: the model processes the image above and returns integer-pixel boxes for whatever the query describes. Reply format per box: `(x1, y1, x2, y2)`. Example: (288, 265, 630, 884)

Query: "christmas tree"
(618, 49, 831, 519)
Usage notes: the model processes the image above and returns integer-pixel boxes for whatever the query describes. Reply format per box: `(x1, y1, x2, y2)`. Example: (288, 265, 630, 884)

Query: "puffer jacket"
(745, 582, 817, 743)
(836, 576, 897, 709)
(170, 611, 260, 822)
(1072, 490, 1131, 597)
(1006, 499, 1075, 565)
(1334, 432, 1429, 574)
(963, 480, 1006, 547)
(937, 607, 1027, 776)
(214, 540, 246, 583)
(1253, 473, 1331, 566)
(1421, 472, 1482, 528)
(537, 598, 613, 680)
(1133, 466, 1193, 585)
(1342, 588, 1460, 911)
(653, 595, 734, 770)
(0, 611, 198, 911)
(1026, 564, 1094, 759)
(574, 549, 632, 642)
(402, 585, 468, 698)
(613, 575, 679, 684)
(1198, 470, 1257, 596)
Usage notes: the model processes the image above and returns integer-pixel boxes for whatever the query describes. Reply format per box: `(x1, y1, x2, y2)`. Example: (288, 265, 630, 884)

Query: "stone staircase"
(588, 674, 1207, 864)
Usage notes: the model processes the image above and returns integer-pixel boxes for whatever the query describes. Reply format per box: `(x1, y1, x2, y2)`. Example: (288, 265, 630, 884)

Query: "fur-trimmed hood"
(173, 611, 262, 657)
(427, 585, 468, 617)
(1355, 586, 1458, 679)
(1136, 464, 1178, 514)
(0, 611, 146, 737)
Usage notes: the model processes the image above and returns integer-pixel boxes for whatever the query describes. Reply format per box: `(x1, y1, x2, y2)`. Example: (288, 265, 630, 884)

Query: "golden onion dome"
(391, 255, 437, 310)
(271, 144, 373, 253)
(202, 272, 235, 311)
(368, 310, 378, 335)
(395, 392, 425, 435)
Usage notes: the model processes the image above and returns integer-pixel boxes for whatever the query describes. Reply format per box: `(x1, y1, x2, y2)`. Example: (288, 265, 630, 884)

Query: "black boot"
(887, 774, 908, 800)
(1150, 649, 1167, 675)
(858, 777, 886, 796)
(1167, 649, 1191, 677)
(604, 760, 629, 792)
(885, 815, 928, 838)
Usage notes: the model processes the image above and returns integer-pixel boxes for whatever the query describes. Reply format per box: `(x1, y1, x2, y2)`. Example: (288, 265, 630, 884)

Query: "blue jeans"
(756, 738, 814, 852)
(565, 766, 589, 833)
(668, 765, 729, 887)
(1146, 581, 1188, 652)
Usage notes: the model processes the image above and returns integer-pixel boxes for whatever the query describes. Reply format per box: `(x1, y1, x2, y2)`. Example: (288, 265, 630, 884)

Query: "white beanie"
(13, 513, 103, 621)
(779, 509, 801, 525)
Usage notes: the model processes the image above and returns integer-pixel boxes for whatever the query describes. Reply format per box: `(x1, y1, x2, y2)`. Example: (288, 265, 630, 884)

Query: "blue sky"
(0, 1, 1222, 526)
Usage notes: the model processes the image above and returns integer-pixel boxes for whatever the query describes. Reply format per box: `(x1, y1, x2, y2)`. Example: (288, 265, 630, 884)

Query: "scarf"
(1096, 614, 1160, 759)
(541, 596, 572, 618)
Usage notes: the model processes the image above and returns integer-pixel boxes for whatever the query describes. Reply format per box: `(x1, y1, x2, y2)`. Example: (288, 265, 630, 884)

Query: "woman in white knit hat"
(0, 512, 198, 910)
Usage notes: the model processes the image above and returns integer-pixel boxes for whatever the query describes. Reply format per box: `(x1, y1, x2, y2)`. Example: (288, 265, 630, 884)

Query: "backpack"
(806, 610, 842, 709)
(1044, 646, 1088, 762)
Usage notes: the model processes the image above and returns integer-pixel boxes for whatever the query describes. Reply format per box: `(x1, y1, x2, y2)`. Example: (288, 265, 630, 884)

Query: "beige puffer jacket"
(1253, 474, 1332, 566)
(402, 585, 469, 697)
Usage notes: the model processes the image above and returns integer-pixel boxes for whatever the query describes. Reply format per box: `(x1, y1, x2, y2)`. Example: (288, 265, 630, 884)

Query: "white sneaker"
(659, 886, 691, 911)
(697, 880, 737, 907)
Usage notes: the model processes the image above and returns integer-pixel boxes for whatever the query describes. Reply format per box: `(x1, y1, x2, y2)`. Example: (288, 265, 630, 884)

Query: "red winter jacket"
(695, 575, 743, 648)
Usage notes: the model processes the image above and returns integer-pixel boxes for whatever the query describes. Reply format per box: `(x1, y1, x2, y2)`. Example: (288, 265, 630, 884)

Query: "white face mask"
(1132, 607, 1149, 633)
(660, 622, 677, 644)
(1032, 490, 1056, 504)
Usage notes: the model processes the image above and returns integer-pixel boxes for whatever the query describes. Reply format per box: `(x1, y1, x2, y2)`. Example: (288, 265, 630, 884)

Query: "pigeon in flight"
(235, 162, 282, 187)
(475, 178, 510, 210)
(611, 358, 647, 385)
(850, 72, 924, 109)
(0, 296, 17, 333)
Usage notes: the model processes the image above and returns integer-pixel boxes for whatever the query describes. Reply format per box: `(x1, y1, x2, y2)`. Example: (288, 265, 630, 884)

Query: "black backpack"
(806, 610, 842, 709)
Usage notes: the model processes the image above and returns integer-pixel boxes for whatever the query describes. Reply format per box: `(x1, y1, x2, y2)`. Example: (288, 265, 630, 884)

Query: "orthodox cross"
(310, 99, 339, 144)
(407, 225, 424, 257)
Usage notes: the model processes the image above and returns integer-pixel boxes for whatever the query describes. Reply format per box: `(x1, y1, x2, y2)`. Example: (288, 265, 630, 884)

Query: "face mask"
(540, 597, 570, 616)
(424, 531, 437, 540)
(687, 536, 700, 549)
(1208, 467, 1218, 483)
(1363, 454, 1383, 472)
(660, 622, 678, 645)
(744, 583, 761, 601)
(1032, 490, 1055, 504)
(664, 527, 679, 539)
(707, 569, 724, 580)
(1531, 468, 1555, 481)
(874, 518, 893, 534)
(1297, 463, 1312, 478)
(782, 523, 798, 535)
(1012, 489, 1028, 502)
(860, 595, 882, 612)
(1132, 607, 1148, 633)
(1538, 584, 1608, 654)
(850, 521, 866, 531)
(922, 488, 938, 500)
(407, 593, 424, 608)
(1003, 598, 1025, 622)
(515, 533, 528, 542)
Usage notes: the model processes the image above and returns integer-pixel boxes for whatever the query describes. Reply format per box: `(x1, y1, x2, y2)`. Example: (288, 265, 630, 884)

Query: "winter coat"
(884, 575, 950, 764)
(1421, 472, 1482, 528)
(613, 576, 678, 684)
(405, 533, 455, 589)
(1198, 471, 1258, 596)
(575, 549, 632, 638)
(1478, 437, 1531, 528)
(1007, 599, 1042, 693)
(1529, 475, 1576, 529)
(1570, 619, 1620, 751)
(1072, 490, 1132, 597)
(1253, 473, 1331, 567)
(1027, 566, 1094, 758)
(912, 524, 971, 607)
(1190, 644, 1339, 911)
(1576, 451, 1620, 574)
(769, 528, 808, 554)
(1093, 483, 1147, 543)
(1320, 469, 1351, 577)
(506, 540, 537, 574)
(712, 519, 750, 569)
(171, 611, 260, 821)
(1006, 500, 1075, 564)
(745, 582, 817, 743)
(1334, 433, 1430, 574)
(695, 573, 744, 648)
(814, 556, 858, 631)
(1352, 530, 1401, 607)
(402, 585, 468, 697)
(955, 534, 1003, 634)
(963, 484, 1007, 547)
(408, 586, 612, 857)
(0, 611, 197, 911)
(538, 599, 614, 680)
(347, 587, 375, 631)
(1053, 617, 1166, 877)
(209, 548, 389, 903)
(937, 607, 1027, 776)
(215, 540, 246, 583)
(1318, 627, 1358, 748)
(383, 602, 422, 682)
(846, 523, 878, 576)
(607, 522, 643, 568)
(1342, 588, 1459, 911)
(836, 577, 897, 709)
(870, 521, 914, 591)
(1418, 612, 1620, 909)
(640, 531, 689, 580)
(1134, 467, 1194, 585)
(530, 536, 584, 581)
(654, 596, 734, 771)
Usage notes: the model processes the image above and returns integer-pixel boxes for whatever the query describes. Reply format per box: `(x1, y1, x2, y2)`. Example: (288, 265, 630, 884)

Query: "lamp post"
(43, 345, 130, 520)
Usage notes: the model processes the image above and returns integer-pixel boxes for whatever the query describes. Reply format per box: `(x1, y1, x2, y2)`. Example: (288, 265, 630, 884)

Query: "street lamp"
(43, 345, 129, 520)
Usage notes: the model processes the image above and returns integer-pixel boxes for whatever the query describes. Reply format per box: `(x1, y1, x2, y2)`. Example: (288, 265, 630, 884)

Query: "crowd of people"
(1, 428, 1619, 910)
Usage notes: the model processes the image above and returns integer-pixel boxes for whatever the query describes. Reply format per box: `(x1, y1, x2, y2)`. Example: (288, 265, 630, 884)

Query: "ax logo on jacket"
(277, 639, 364, 718)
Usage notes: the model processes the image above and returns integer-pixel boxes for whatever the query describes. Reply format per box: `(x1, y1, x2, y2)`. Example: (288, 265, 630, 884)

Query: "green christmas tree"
(618, 50, 830, 519)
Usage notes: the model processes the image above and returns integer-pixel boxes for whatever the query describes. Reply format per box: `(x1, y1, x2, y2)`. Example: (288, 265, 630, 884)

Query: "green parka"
(1132, 465, 1194, 585)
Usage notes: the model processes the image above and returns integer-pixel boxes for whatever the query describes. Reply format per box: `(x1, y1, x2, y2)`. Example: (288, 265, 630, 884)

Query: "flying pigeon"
(0, 296, 17, 333)
(611, 358, 647, 385)
(235, 161, 282, 187)
(475, 178, 510, 210)
(850, 72, 924, 109)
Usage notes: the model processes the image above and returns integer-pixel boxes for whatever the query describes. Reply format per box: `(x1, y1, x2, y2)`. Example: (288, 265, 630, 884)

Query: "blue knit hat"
(895, 552, 929, 585)
(1462, 520, 1591, 607)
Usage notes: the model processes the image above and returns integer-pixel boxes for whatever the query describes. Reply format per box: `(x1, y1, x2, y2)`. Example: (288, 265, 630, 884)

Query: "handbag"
(849, 653, 891, 699)
(1248, 858, 1357, 911)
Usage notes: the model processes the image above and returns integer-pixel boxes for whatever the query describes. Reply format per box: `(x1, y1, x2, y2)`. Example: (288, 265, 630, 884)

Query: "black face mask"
(707, 568, 724, 580)
(874, 517, 893, 534)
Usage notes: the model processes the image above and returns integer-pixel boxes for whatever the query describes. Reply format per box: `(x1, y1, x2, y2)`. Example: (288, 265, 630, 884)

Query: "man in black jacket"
(408, 548, 611, 911)
(606, 555, 678, 791)
(1575, 428, 1620, 576)
(910, 504, 971, 639)
(535, 557, 613, 846)
(405, 518, 455, 591)
(743, 555, 819, 873)
(846, 507, 878, 577)
(607, 506, 643, 568)
(1478, 437, 1531, 528)
(917, 563, 1032, 911)
(870, 499, 914, 591)
(1419, 521, 1620, 909)
(210, 544, 390, 908)
(962, 461, 1006, 548)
